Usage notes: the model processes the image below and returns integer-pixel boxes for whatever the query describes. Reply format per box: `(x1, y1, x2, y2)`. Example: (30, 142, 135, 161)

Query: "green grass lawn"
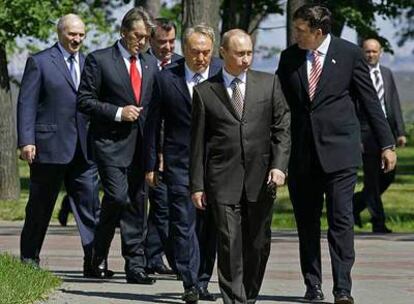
(1, 146, 413, 232)
(0, 253, 61, 304)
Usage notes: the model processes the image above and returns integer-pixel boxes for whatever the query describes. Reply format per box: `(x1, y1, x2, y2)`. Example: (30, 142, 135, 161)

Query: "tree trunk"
(135, 0, 161, 18)
(0, 44, 20, 201)
(286, 0, 310, 46)
(182, 0, 221, 55)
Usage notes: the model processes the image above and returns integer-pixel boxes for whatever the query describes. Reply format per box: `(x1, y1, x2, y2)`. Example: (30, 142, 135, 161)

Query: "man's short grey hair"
(183, 24, 215, 46)
(57, 14, 84, 33)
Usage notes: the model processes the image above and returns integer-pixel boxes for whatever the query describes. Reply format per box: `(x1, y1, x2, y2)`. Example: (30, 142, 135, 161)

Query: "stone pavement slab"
(1, 221, 413, 304)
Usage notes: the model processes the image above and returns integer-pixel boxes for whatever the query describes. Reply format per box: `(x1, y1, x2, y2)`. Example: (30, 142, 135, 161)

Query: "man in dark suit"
(277, 5, 397, 304)
(144, 18, 182, 276)
(145, 24, 222, 303)
(353, 38, 406, 233)
(190, 29, 291, 304)
(77, 7, 157, 284)
(17, 14, 101, 277)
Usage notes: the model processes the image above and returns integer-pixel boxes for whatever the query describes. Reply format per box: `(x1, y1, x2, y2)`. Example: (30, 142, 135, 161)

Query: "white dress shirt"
(368, 63, 387, 117)
(185, 64, 210, 98)
(306, 34, 331, 80)
(58, 43, 80, 88)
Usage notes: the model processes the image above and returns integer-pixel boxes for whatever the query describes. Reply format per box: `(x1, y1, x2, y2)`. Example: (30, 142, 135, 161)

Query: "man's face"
(220, 35, 253, 76)
(293, 18, 322, 50)
(121, 20, 150, 56)
(183, 32, 213, 73)
(150, 27, 176, 61)
(363, 39, 382, 66)
(58, 19, 85, 54)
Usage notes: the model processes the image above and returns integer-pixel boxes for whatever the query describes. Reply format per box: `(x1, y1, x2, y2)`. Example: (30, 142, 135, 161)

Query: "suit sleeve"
(77, 53, 119, 120)
(144, 75, 162, 172)
(190, 87, 206, 193)
(17, 56, 41, 147)
(388, 70, 405, 137)
(352, 49, 394, 148)
(270, 75, 291, 172)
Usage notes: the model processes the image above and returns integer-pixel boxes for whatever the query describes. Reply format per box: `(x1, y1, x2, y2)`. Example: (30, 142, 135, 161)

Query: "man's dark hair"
(121, 6, 153, 32)
(293, 4, 332, 35)
(151, 18, 177, 38)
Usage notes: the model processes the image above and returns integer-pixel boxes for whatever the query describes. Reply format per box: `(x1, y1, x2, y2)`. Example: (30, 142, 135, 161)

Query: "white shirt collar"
(368, 63, 380, 73)
(117, 40, 138, 60)
(307, 34, 331, 57)
(222, 68, 247, 87)
(58, 43, 79, 62)
(184, 63, 210, 83)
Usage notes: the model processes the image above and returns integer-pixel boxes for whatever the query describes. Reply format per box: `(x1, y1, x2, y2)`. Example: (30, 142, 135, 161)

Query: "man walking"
(190, 29, 290, 304)
(18, 14, 101, 277)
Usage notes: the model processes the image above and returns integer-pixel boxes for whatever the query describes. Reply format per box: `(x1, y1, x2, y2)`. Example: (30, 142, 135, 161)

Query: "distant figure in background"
(17, 14, 101, 278)
(144, 17, 182, 276)
(353, 38, 406, 233)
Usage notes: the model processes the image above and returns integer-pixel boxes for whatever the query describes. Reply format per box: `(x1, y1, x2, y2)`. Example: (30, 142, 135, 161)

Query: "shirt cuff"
(382, 145, 396, 151)
(115, 107, 123, 122)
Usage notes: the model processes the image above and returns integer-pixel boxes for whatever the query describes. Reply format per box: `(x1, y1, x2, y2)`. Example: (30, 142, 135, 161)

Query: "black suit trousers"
(94, 147, 148, 275)
(289, 139, 356, 293)
(21, 144, 100, 261)
(212, 189, 274, 304)
(354, 153, 395, 227)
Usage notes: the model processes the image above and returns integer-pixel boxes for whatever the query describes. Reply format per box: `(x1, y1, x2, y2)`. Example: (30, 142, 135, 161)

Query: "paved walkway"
(1, 221, 414, 304)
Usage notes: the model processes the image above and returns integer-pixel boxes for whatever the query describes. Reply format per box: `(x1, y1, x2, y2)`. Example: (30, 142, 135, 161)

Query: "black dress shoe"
(304, 284, 325, 301)
(146, 264, 175, 275)
(372, 225, 392, 233)
(126, 271, 156, 284)
(182, 286, 199, 303)
(88, 257, 114, 278)
(198, 286, 217, 301)
(334, 290, 354, 304)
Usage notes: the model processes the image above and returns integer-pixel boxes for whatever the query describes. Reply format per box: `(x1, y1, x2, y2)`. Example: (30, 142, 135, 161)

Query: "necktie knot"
(68, 54, 75, 63)
(231, 77, 241, 88)
(130, 56, 137, 64)
(192, 73, 202, 85)
(160, 59, 169, 68)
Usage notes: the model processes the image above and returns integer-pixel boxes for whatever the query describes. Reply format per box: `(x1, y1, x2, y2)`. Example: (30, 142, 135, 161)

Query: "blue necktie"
(68, 54, 78, 89)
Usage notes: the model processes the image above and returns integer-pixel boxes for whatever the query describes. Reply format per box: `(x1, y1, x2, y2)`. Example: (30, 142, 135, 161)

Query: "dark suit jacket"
(144, 58, 222, 189)
(277, 36, 395, 174)
(190, 70, 291, 204)
(17, 43, 90, 164)
(77, 42, 158, 167)
(359, 65, 405, 154)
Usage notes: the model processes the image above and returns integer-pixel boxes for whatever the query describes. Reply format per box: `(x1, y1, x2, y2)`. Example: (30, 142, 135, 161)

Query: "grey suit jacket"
(190, 69, 291, 204)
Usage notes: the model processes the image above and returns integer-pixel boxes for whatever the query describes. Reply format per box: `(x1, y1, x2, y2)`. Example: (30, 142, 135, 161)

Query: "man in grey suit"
(190, 29, 291, 304)
(353, 38, 406, 233)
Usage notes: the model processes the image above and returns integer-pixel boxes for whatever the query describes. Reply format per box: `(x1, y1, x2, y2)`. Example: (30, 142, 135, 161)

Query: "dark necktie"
(192, 73, 202, 85)
(68, 54, 78, 89)
(130, 56, 142, 105)
(230, 78, 244, 118)
(308, 50, 322, 101)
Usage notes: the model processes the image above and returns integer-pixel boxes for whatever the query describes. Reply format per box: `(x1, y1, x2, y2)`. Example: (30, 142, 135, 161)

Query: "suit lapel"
(50, 44, 77, 92)
(79, 52, 85, 71)
(312, 37, 338, 106)
(139, 53, 152, 107)
(380, 66, 392, 115)
(171, 64, 191, 104)
(242, 70, 257, 119)
(210, 72, 240, 120)
(112, 44, 136, 104)
(296, 50, 309, 99)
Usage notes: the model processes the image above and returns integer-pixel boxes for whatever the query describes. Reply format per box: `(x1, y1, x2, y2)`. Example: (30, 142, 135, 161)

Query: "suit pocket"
(35, 124, 57, 132)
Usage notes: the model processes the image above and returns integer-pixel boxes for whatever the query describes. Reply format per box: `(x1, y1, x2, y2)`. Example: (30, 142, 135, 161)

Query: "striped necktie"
(308, 50, 322, 101)
(373, 69, 387, 117)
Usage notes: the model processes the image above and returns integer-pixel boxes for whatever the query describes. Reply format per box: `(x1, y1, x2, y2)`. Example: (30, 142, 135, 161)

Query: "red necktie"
(308, 50, 322, 101)
(160, 59, 169, 69)
(130, 56, 141, 105)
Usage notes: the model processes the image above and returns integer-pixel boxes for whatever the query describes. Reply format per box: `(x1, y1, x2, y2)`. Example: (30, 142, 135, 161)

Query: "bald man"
(18, 14, 101, 277)
(190, 29, 290, 303)
(353, 38, 406, 233)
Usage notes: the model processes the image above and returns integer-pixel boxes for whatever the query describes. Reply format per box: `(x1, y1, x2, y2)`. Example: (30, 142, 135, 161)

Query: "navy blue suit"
(145, 58, 222, 289)
(145, 52, 182, 271)
(18, 43, 100, 263)
(78, 42, 158, 275)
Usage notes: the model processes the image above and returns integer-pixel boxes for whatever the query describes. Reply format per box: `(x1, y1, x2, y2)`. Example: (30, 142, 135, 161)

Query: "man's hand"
(381, 148, 397, 173)
(20, 145, 36, 164)
(145, 171, 158, 188)
(121, 105, 143, 122)
(191, 191, 206, 210)
(397, 136, 407, 148)
(267, 169, 286, 186)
